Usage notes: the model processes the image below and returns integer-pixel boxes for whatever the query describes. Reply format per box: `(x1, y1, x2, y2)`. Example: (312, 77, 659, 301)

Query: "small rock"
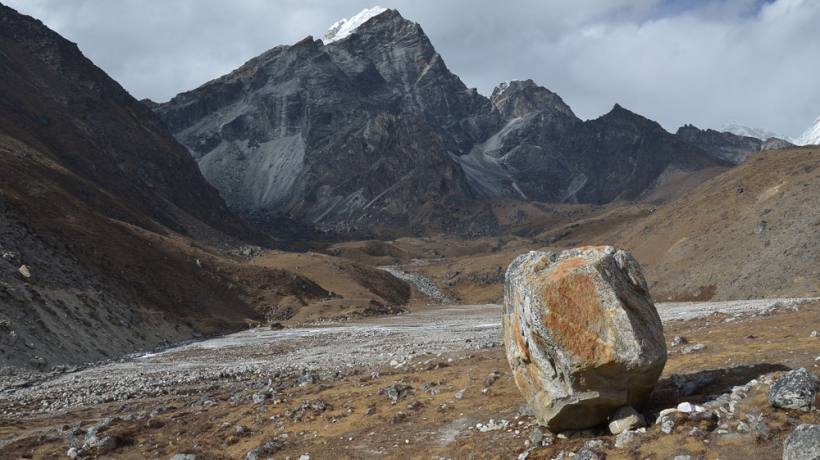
(676, 402, 704, 413)
(783, 424, 820, 460)
(574, 447, 604, 460)
(379, 382, 414, 403)
(529, 428, 544, 445)
(484, 369, 502, 388)
(245, 436, 286, 460)
(811, 330, 818, 337)
(94, 436, 118, 454)
(298, 370, 318, 386)
(170, 455, 197, 460)
(476, 419, 508, 432)
(66, 447, 78, 459)
(454, 389, 465, 400)
(681, 343, 705, 354)
(608, 406, 645, 434)
(671, 336, 688, 346)
(767, 368, 819, 411)
(614, 430, 637, 449)
(252, 393, 265, 404)
(18, 265, 31, 279)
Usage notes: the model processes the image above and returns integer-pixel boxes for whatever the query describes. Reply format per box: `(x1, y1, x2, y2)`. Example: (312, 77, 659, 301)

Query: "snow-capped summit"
(795, 115, 820, 146)
(720, 122, 782, 141)
(323, 6, 389, 44)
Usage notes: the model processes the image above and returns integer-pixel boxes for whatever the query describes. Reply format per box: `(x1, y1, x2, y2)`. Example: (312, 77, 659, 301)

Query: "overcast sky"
(5, 0, 819, 137)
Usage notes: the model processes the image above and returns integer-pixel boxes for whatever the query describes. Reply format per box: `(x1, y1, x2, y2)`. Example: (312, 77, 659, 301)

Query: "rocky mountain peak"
(491, 79, 577, 121)
(673, 124, 790, 164)
(323, 6, 391, 44)
(795, 114, 820, 146)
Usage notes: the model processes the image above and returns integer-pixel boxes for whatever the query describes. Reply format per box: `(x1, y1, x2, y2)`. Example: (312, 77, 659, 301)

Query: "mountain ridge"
(154, 7, 732, 237)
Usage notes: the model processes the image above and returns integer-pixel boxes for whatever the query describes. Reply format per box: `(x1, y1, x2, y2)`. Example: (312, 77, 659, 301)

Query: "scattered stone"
(657, 407, 719, 435)
(767, 368, 819, 411)
(528, 427, 554, 446)
(252, 393, 266, 404)
(90, 436, 118, 455)
(575, 440, 607, 460)
(503, 247, 667, 431)
(298, 370, 318, 386)
(379, 382, 414, 403)
(676, 402, 705, 413)
(681, 343, 705, 354)
(607, 406, 645, 434)
(476, 419, 509, 432)
(783, 424, 820, 460)
(170, 455, 197, 460)
(288, 400, 327, 421)
(245, 436, 286, 460)
(614, 429, 642, 449)
(484, 369, 502, 388)
(454, 389, 465, 400)
(66, 447, 78, 459)
(670, 336, 688, 346)
(18, 264, 31, 279)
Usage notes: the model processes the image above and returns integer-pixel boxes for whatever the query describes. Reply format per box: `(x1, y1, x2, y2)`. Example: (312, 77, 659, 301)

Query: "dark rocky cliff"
(155, 8, 729, 236)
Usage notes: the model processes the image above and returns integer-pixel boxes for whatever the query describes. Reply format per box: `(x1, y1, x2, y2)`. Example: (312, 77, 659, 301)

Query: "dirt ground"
(1, 301, 817, 459)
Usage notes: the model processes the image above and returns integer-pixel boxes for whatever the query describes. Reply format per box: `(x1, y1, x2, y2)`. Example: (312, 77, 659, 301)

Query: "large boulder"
(783, 424, 820, 460)
(768, 368, 819, 411)
(503, 246, 667, 431)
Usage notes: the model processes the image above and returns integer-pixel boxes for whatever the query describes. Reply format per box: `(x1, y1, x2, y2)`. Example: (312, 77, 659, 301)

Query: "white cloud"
(5, 0, 819, 137)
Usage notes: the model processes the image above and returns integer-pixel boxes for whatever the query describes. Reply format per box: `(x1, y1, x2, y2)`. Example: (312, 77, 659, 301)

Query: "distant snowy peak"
(323, 6, 389, 44)
(720, 122, 781, 141)
(795, 115, 820, 146)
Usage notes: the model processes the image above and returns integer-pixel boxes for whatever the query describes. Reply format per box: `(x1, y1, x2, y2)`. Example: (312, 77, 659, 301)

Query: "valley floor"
(1, 298, 818, 459)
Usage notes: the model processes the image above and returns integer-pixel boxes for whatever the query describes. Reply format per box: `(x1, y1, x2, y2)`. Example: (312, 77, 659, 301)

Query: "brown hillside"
(612, 146, 819, 300)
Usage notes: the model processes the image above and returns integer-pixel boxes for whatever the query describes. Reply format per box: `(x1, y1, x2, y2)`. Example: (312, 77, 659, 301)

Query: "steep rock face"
(0, 4, 255, 241)
(453, 80, 581, 200)
(156, 8, 726, 235)
(156, 9, 498, 234)
(0, 5, 284, 368)
(503, 247, 667, 431)
(557, 106, 723, 204)
(675, 125, 793, 165)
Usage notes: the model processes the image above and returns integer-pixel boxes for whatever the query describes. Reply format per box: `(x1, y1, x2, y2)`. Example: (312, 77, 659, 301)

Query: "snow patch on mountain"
(795, 116, 820, 146)
(720, 122, 781, 141)
(324, 6, 388, 44)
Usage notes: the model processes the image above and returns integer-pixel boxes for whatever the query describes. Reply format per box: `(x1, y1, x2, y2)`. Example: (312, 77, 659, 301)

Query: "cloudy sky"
(5, 0, 819, 137)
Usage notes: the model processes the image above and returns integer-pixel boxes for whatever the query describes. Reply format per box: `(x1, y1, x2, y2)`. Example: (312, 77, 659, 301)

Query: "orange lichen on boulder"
(503, 246, 667, 431)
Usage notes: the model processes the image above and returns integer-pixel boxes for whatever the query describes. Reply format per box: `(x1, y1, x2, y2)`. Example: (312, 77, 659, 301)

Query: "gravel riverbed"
(1, 297, 815, 418)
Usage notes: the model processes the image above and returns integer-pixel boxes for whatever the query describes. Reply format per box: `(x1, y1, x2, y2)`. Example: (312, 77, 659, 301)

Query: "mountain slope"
(611, 146, 820, 300)
(795, 115, 820, 146)
(155, 9, 499, 235)
(156, 8, 726, 236)
(0, 4, 334, 369)
(676, 124, 793, 164)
